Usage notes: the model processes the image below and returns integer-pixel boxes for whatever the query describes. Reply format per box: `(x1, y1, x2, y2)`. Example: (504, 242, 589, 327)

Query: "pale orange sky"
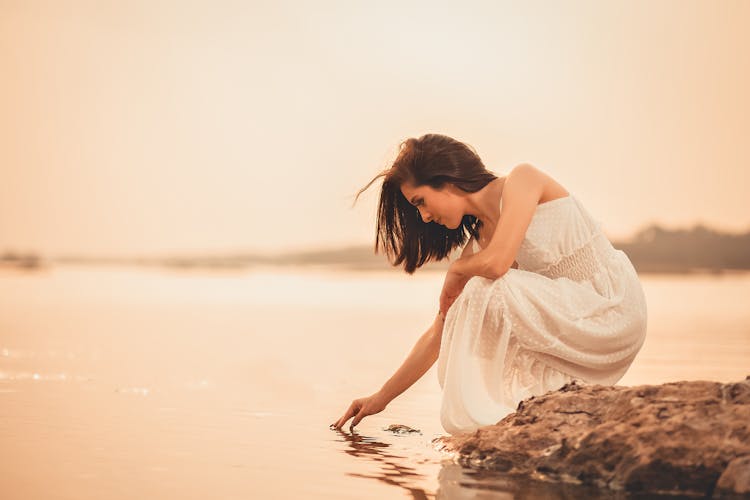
(1, 0, 748, 256)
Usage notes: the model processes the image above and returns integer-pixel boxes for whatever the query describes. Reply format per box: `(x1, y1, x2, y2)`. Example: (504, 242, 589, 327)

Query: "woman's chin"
(434, 218, 459, 229)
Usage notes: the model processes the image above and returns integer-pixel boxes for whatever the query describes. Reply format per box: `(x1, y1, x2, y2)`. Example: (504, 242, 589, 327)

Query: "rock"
(717, 455, 750, 496)
(433, 377, 750, 497)
(384, 424, 421, 435)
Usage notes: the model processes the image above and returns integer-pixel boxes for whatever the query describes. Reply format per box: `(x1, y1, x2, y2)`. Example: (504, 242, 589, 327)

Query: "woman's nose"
(418, 207, 432, 222)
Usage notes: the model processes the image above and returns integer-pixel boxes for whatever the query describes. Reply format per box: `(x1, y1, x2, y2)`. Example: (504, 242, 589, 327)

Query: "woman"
(331, 134, 648, 435)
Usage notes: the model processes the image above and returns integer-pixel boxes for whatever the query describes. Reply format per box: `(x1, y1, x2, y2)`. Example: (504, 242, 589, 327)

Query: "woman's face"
(400, 181, 465, 229)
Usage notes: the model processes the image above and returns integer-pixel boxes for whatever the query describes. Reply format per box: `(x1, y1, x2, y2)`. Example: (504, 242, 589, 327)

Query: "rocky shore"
(434, 377, 750, 498)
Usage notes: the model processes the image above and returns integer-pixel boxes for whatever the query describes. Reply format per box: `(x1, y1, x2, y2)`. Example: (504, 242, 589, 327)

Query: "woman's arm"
(331, 313, 444, 430)
(450, 164, 544, 280)
(377, 312, 444, 403)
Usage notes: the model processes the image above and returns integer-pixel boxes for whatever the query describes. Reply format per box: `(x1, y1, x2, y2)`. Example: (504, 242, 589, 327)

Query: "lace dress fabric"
(437, 195, 648, 435)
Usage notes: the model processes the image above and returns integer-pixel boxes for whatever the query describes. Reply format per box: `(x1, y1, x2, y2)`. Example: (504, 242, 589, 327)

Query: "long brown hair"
(354, 133, 497, 274)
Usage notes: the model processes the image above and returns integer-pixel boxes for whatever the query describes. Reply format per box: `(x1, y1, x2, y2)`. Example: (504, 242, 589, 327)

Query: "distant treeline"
(265, 223, 750, 273)
(614, 224, 750, 273)
(2, 223, 749, 274)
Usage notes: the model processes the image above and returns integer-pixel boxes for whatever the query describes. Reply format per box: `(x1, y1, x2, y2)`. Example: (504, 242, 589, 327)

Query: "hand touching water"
(331, 270, 464, 433)
(330, 392, 389, 431)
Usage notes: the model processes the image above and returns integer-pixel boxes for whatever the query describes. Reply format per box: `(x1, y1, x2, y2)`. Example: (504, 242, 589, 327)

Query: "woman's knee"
(458, 276, 507, 314)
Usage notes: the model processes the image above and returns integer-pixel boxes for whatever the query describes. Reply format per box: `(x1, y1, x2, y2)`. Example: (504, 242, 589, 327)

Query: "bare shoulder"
(479, 163, 567, 274)
(506, 163, 569, 204)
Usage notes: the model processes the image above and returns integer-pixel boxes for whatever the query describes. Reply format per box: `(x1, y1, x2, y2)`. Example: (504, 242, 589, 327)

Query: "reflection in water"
(331, 428, 631, 499)
(436, 463, 632, 500)
(332, 428, 432, 500)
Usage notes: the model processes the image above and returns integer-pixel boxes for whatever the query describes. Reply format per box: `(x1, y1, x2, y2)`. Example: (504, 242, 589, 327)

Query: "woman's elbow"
(482, 261, 510, 280)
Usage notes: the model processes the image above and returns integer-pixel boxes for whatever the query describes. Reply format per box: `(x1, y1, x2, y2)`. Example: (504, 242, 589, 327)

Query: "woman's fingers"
(441, 290, 461, 313)
(331, 401, 359, 430)
(331, 394, 386, 431)
(333, 408, 354, 429)
(350, 408, 366, 429)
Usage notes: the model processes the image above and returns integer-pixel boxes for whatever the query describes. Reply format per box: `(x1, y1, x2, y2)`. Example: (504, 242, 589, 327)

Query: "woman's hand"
(439, 266, 469, 315)
(330, 391, 389, 431)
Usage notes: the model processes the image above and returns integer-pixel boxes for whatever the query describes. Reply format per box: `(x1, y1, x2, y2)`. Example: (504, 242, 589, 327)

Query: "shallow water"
(1, 266, 748, 499)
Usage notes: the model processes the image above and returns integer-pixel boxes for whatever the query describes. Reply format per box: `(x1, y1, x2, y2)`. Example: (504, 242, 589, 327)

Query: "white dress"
(436, 194, 648, 435)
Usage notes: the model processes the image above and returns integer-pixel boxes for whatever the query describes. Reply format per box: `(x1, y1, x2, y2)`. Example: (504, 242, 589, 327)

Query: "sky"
(1, 0, 748, 256)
